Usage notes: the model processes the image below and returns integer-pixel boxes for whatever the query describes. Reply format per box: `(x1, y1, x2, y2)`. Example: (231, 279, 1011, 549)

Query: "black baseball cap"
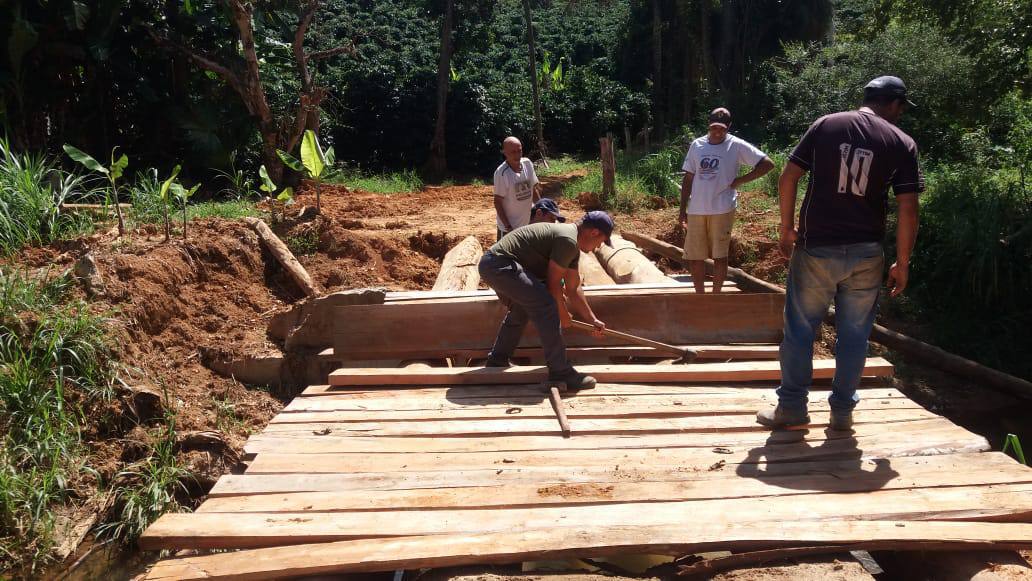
(531, 198, 565, 222)
(581, 210, 614, 246)
(708, 107, 732, 129)
(863, 76, 916, 106)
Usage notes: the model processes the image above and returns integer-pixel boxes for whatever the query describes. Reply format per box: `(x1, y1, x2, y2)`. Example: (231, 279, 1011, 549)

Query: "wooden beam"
(432, 236, 482, 291)
(594, 234, 672, 283)
(385, 281, 738, 302)
(142, 521, 1032, 580)
(140, 483, 1032, 549)
(334, 290, 780, 358)
(621, 230, 1032, 401)
(326, 358, 893, 386)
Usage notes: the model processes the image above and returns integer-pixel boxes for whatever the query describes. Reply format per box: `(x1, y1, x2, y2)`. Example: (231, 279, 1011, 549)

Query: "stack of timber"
(141, 360, 1032, 579)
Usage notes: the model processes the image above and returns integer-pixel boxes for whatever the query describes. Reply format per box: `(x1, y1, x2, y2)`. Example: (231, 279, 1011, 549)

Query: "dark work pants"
(477, 252, 574, 376)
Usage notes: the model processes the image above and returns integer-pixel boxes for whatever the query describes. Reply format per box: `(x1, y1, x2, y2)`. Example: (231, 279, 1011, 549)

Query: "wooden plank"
(299, 382, 892, 398)
(280, 390, 915, 416)
(326, 358, 894, 386)
(331, 344, 781, 363)
(140, 483, 1032, 549)
(142, 521, 1032, 580)
(245, 421, 987, 475)
(241, 416, 960, 456)
(197, 453, 1032, 513)
(264, 408, 936, 434)
(385, 282, 738, 301)
(335, 292, 783, 358)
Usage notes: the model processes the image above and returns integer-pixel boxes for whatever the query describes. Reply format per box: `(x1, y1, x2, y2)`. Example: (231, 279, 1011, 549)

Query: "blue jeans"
(478, 252, 575, 376)
(777, 242, 884, 413)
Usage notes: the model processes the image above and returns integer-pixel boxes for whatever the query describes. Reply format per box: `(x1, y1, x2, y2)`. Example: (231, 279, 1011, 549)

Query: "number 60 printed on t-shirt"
(837, 143, 874, 197)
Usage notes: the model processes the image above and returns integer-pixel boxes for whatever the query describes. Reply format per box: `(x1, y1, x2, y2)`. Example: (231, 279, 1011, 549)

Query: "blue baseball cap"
(581, 210, 614, 246)
(864, 76, 916, 107)
(531, 198, 566, 222)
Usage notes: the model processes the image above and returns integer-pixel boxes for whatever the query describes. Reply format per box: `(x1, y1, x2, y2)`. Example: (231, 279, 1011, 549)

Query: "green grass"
(187, 199, 260, 221)
(0, 138, 95, 255)
(537, 155, 592, 177)
(329, 169, 423, 194)
(0, 268, 119, 571)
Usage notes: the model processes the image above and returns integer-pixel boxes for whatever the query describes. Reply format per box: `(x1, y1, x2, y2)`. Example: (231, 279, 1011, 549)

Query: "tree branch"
(309, 45, 356, 61)
(142, 24, 244, 95)
(293, 0, 319, 92)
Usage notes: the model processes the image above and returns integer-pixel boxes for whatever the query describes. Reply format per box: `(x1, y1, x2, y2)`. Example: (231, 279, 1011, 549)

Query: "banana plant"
(62, 144, 127, 236)
(158, 165, 182, 242)
(277, 129, 334, 214)
(259, 164, 294, 223)
(170, 181, 201, 240)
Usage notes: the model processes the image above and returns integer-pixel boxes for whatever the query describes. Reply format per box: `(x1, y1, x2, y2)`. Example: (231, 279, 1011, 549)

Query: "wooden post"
(599, 134, 616, 206)
(243, 217, 320, 297)
(432, 236, 482, 292)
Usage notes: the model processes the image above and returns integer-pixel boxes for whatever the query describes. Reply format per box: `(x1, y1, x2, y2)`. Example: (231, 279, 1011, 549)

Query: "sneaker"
(549, 370, 597, 391)
(829, 410, 854, 431)
(755, 405, 810, 428)
(484, 357, 512, 368)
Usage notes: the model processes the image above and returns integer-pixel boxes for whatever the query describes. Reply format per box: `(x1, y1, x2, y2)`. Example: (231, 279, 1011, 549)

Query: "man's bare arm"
(778, 161, 806, 258)
(494, 196, 513, 232)
(547, 260, 572, 328)
(888, 193, 919, 297)
(533, 183, 542, 202)
(731, 157, 776, 189)
(679, 172, 694, 226)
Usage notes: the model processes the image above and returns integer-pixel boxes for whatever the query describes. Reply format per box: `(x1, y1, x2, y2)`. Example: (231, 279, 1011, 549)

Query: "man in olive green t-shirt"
(478, 211, 615, 390)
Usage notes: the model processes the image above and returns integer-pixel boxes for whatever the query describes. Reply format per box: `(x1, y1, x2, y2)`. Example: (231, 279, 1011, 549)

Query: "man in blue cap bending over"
(478, 211, 614, 391)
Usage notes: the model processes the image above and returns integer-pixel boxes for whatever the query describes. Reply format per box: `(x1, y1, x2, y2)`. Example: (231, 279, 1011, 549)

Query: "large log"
(333, 291, 786, 358)
(578, 251, 615, 285)
(620, 231, 1032, 400)
(432, 236, 482, 292)
(594, 234, 671, 284)
(243, 217, 319, 297)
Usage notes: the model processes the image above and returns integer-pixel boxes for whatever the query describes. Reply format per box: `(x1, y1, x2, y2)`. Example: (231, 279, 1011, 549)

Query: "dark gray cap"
(864, 76, 916, 106)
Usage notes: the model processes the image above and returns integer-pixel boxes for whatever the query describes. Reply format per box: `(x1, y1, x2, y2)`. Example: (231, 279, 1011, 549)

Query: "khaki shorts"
(683, 210, 735, 260)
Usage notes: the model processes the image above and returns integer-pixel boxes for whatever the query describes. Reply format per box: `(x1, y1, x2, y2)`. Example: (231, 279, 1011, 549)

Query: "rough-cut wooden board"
(265, 407, 935, 434)
(385, 282, 738, 301)
(327, 358, 894, 386)
(280, 389, 915, 416)
(198, 453, 1032, 513)
(241, 416, 967, 456)
(300, 381, 886, 398)
(140, 482, 1032, 549)
(243, 420, 987, 475)
(432, 235, 482, 291)
(334, 292, 783, 358)
(141, 521, 1032, 581)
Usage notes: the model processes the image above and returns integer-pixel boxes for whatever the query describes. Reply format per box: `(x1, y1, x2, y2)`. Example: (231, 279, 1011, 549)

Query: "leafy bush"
(0, 139, 94, 254)
(0, 269, 119, 570)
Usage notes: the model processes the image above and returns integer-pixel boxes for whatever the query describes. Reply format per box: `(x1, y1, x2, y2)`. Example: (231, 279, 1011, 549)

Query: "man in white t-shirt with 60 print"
(679, 108, 774, 293)
(494, 136, 542, 241)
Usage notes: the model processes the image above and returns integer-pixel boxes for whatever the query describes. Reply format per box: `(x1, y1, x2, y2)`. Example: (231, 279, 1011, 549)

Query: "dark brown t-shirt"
(789, 110, 924, 247)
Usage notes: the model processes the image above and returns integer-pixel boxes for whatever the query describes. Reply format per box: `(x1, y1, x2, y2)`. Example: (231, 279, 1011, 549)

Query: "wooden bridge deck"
(141, 365, 1032, 580)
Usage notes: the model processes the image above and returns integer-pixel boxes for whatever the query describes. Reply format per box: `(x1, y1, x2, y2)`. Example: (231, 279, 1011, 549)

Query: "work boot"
(755, 405, 810, 428)
(829, 410, 854, 431)
(549, 370, 597, 391)
(483, 356, 512, 368)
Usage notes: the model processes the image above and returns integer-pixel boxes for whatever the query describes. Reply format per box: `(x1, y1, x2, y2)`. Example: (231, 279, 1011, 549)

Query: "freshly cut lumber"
(243, 217, 319, 297)
(140, 483, 1032, 549)
(263, 408, 935, 435)
(326, 358, 894, 386)
(622, 230, 1032, 401)
(432, 236, 482, 291)
(386, 281, 738, 301)
(268, 288, 386, 349)
(335, 291, 781, 358)
(142, 521, 1032, 580)
(243, 416, 973, 456)
(198, 453, 1032, 513)
(246, 420, 987, 475)
(578, 251, 616, 285)
(594, 234, 671, 284)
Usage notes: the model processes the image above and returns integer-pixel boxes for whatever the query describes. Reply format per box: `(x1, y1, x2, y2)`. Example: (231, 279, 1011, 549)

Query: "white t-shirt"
(493, 158, 539, 232)
(681, 134, 766, 215)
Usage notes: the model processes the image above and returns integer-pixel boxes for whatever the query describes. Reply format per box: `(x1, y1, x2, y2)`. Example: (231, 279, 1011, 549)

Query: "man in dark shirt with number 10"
(757, 76, 923, 431)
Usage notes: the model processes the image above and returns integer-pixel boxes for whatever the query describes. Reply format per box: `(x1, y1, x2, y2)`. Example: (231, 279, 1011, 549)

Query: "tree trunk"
(523, 0, 548, 167)
(426, 0, 455, 181)
(651, 0, 664, 141)
(599, 135, 615, 205)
